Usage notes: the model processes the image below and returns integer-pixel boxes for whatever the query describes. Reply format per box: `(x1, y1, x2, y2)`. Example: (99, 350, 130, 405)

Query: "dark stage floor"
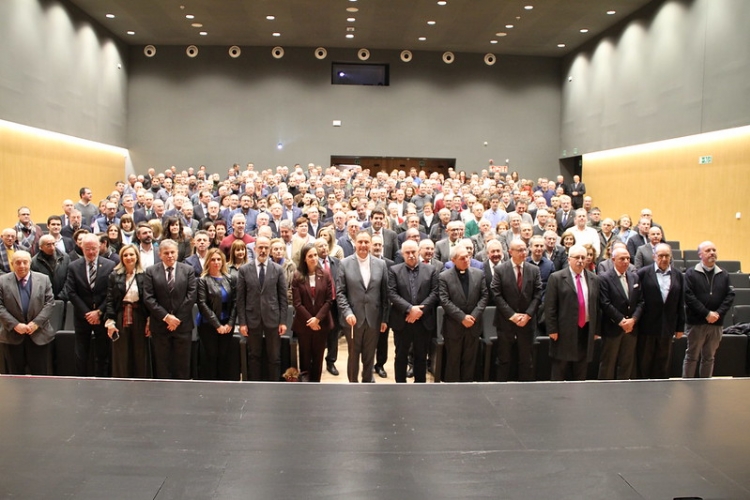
(1, 376, 749, 499)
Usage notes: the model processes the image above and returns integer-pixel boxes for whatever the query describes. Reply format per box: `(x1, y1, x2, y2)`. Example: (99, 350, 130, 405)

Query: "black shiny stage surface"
(2, 377, 749, 500)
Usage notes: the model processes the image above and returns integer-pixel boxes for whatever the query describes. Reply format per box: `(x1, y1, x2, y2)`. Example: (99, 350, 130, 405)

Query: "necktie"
(576, 273, 586, 328)
(259, 262, 265, 287)
(620, 273, 629, 298)
(516, 265, 523, 291)
(167, 266, 175, 293)
(88, 260, 97, 288)
(562, 212, 568, 226)
(323, 259, 335, 298)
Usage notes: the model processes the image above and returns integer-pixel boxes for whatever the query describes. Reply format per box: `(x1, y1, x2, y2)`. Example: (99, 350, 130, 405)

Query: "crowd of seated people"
(0, 163, 736, 383)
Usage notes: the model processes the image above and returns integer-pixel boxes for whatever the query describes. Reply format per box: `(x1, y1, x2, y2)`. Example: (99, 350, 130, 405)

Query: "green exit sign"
(699, 155, 713, 164)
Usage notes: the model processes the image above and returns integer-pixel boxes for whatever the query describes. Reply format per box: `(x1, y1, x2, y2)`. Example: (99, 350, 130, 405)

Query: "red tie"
(516, 265, 523, 291)
(576, 273, 586, 328)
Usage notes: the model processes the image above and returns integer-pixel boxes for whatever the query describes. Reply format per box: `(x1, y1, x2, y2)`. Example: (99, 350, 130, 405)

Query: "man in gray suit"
(143, 239, 198, 379)
(237, 236, 288, 381)
(438, 244, 488, 382)
(0, 251, 56, 375)
(336, 230, 390, 383)
(546, 244, 600, 381)
(491, 240, 543, 381)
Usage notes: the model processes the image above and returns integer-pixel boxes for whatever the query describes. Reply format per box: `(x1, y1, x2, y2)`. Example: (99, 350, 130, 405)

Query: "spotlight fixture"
(271, 46, 284, 59)
(186, 45, 198, 58)
(357, 48, 370, 61)
(229, 46, 241, 58)
(400, 50, 413, 62)
(314, 47, 328, 60)
(144, 45, 156, 57)
(442, 51, 455, 64)
(484, 53, 496, 66)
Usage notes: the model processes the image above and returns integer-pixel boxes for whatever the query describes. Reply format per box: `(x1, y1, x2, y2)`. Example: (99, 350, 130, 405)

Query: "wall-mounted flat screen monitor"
(332, 63, 389, 86)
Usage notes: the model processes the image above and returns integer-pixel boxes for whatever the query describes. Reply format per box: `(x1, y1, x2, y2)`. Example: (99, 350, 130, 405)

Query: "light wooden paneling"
(584, 127, 750, 268)
(0, 122, 124, 229)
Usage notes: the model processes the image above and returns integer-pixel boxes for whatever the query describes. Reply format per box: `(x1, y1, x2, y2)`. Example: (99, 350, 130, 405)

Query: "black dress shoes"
(326, 363, 339, 376)
(374, 365, 387, 378)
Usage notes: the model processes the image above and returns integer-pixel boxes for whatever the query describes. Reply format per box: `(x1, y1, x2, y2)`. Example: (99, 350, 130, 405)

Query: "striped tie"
(167, 266, 175, 293)
(88, 260, 97, 288)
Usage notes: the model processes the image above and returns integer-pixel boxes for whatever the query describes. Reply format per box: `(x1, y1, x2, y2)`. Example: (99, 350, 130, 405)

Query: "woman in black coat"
(105, 244, 149, 378)
(291, 243, 334, 382)
(196, 248, 237, 380)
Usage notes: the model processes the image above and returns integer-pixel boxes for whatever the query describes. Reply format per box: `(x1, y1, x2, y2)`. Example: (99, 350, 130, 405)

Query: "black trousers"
(637, 335, 673, 379)
(325, 304, 340, 365)
(247, 324, 281, 381)
(298, 329, 328, 382)
(550, 324, 590, 381)
(198, 324, 234, 380)
(375, 328, 390, 369)
(74, 321, 110, 377)
(496, 327, 535, 382)
(111, 308, 149, 378)
(2, 338, 50, 375)
(151, 329, 192, 379)
(444, 332, 479, 383)
(393, 323, 431, 383)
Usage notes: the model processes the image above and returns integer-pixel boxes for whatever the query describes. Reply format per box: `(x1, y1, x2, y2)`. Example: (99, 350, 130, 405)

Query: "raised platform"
(2, 376, 749, 499)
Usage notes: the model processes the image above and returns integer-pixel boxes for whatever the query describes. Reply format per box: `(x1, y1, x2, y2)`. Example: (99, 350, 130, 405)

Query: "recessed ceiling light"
(495, 32, 507, 37)
(418, 36, 427, 41)
(557, 43, 566, 48)
(490, 40, 498, 44)
(185, 14, 194, 19)
(191, 23, 203, 27)
(505, 24, 514, 29)
(607, 10, 616, 15)
(346, 27, 355, 32)
(349, 0, 357, 2)
(437, 1, 447, 5)
(345, 34, 354, 39)
(105, 14, 115, 19)
(199, 31, 207, 36)
(524, 5, 533, 10)
(127, 31, 135, 35)
(272, 32, 281, 37)
(580, 28, 589, 33)
(346, 7, 358, 12)
(347, 17, 356, 22)
(266, 15, 275, 20)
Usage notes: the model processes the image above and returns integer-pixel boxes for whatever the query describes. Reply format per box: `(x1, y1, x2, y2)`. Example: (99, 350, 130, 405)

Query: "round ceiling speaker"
(484, 53, 496, 66)
(442, 51, 455, 64)
(357, 48, 370, 61)
(400, 50, 413, 62)
(271, 46, 284, 59)
(228, 46, 241, 58)
(314, 47, 327, 60)
(144, 45, 156, 58)
(186, 45, 199, 58)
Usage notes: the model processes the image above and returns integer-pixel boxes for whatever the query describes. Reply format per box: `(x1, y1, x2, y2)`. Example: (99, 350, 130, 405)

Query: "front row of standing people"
(0, 234, 735, 382)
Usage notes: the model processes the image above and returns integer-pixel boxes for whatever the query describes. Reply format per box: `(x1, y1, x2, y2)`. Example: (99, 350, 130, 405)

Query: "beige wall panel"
(0, 123, 124, 229)
(584, 128, 750, 268)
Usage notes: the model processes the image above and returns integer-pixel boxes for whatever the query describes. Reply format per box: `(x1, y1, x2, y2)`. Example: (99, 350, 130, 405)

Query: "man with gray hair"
(31, 234, 70, 299)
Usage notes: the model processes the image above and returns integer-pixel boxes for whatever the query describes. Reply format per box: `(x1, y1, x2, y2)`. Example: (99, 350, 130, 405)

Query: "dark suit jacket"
(143, 262, 198, 335)
(337, 236, 355, 258)
(438, 267, 488, 339)
(0, 271, 55, 345)
(637, 265, 685, 337)
(491, 261, 542, 334)
(105, 271, 147, 325)
(598, 268, 644, 337)
(184, 254, 205, 276)
(197, 273, 237, 329)
(31, 250, 70, 300)
(366, 227, 399, 261)
(291, 268, 334, 335)
(387, 262, 439, 332)
(555, 210, 576, 235)
(236, 260, 288, 329)
(546, 268, 599, 362)
(626, 233, 648, 260)
(634, 244, 655, 269)
(65, 257, 116, 326)
(336, 254, 390, 329)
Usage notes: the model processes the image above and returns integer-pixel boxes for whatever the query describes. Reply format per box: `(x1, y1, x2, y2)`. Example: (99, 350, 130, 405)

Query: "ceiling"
(68, 0, 656, 57)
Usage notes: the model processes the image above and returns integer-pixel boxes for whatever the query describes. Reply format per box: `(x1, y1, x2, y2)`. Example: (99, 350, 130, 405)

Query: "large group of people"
(0, 163, 736, 382)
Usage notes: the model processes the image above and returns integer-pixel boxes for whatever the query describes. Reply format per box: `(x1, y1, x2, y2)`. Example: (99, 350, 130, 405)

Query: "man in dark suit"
(337, 219, 359, 258)
(482, 239, 504, 303)
(336, 230, 390, 383)
(569, 175, 586, 209)
(370, 234, 394, 378)
(546, 244, 599, 381)
(61, 210, 83, 239)
(366, 207, 399, 261)
(555, 195, 576, 236)
(388, 240, 439, 383)
(491, 240, 543, 381)
(597, 247, 644, 380)
(0, 251, 56, 375)
(636, 243, 684, 379)
(438, 243, 488, 383)
(142, 239, 198, 379)
(31, 235, 70, 300)
(64, 233, 116, 376)
(418, 239, 444, 273)
(315, 238, 342, 376)
(236, 236, 288, 381)
(626, 217, 652, 260)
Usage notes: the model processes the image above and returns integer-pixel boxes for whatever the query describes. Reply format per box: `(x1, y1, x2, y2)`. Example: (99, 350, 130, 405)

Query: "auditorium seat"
(732, 305, 750, 324)
(717, 260, 742, 273)
(535, 336, 552, 381)
(669, 334, 748, 377)
(683, 259, 700, 271)
(683, 249, 700, 260)
(63, 301, 75, 330)
(431, 307, 445, 383)
(734, 289, 750, 306)
(665, 240, 681, 250)
(480, 306, 496, 381)
(729, 273, 750, 289)
(50, 300, 66, 331)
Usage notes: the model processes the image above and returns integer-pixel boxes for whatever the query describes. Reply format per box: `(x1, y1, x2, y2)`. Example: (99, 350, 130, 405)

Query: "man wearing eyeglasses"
(546, 245, 600, 381)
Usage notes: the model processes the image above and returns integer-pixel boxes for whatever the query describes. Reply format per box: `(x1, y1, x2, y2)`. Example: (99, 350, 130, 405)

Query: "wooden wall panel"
(0, 122, 124, 230)
(584, 126, 750, 267)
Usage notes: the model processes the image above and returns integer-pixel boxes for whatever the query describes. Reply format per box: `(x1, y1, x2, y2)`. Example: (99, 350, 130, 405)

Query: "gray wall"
(127, 46, 561, 178)
(0, 0, 128, 146)
(561, 0, 750, 156)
